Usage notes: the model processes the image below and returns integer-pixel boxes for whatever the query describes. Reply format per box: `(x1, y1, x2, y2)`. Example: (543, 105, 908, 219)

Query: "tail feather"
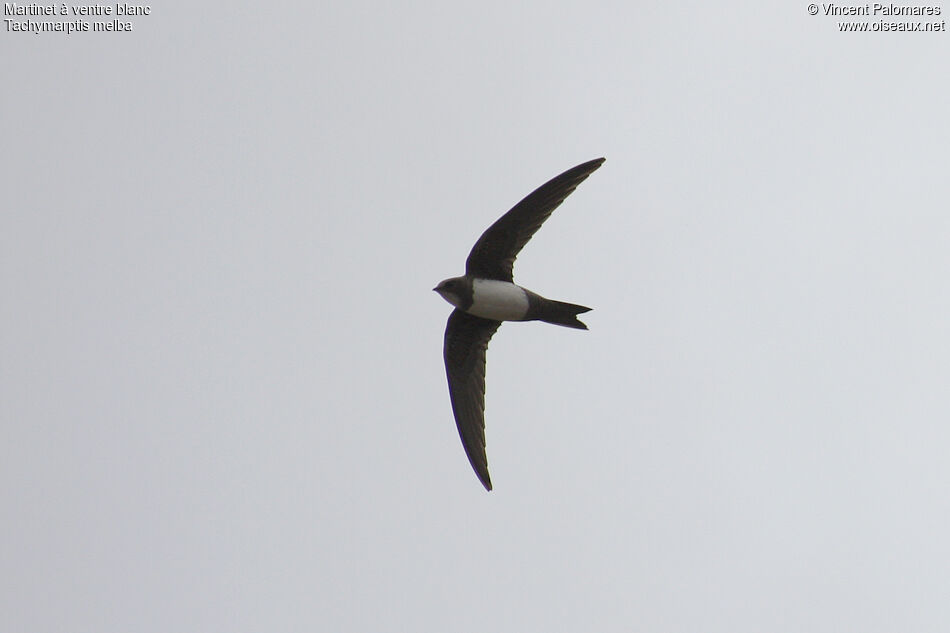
(541, 299, 591, 330)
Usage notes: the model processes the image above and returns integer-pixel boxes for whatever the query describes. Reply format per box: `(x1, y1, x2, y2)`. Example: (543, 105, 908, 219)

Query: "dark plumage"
(436, 158, 605, 490)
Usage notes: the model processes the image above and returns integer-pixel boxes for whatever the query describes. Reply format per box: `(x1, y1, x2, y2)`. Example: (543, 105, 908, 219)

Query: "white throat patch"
(468, 280, 530, 321)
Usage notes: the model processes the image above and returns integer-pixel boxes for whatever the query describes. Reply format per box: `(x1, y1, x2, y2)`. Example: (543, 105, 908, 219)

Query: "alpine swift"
(434, 157, 605, 490)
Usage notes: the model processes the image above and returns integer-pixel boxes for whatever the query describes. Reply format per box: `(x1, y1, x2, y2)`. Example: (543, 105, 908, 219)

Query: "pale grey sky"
(3, 2, 950, 632)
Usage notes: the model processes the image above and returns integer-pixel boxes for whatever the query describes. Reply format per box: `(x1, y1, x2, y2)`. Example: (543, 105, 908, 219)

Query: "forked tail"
(540, 299, 592, 330)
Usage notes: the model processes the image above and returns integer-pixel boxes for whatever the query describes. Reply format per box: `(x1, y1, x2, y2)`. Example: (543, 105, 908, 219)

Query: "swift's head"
(433, 276, 468, 309)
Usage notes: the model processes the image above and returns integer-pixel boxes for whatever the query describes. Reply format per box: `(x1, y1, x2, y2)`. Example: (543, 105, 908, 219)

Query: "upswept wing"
(465, 158, 605, 282)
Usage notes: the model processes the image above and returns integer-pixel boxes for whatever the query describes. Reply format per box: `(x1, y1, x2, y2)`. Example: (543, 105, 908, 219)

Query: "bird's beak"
(432, 286, 439, 292)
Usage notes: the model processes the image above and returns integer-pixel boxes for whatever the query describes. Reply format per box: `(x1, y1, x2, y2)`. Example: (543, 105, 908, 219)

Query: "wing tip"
(564, 157, 606, 186)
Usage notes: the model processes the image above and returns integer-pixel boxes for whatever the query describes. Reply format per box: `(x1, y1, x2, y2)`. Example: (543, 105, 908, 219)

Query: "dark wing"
(443, 309, 502, 491)
(465, 157, 605, 282)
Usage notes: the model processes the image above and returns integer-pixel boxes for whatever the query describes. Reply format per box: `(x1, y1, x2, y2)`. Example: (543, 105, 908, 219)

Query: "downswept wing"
(443, 309, 502, 491)
(465, 157, 605, 282)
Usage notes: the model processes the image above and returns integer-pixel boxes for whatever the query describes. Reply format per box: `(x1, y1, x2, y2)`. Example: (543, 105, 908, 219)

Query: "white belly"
(468, 279, 530, 321)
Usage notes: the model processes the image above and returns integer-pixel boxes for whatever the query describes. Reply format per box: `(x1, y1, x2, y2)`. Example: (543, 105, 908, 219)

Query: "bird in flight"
(433, 158, 605, 490)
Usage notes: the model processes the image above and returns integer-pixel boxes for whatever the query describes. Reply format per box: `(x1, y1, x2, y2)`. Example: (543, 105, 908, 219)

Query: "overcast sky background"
(3, 2, 950, 631)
